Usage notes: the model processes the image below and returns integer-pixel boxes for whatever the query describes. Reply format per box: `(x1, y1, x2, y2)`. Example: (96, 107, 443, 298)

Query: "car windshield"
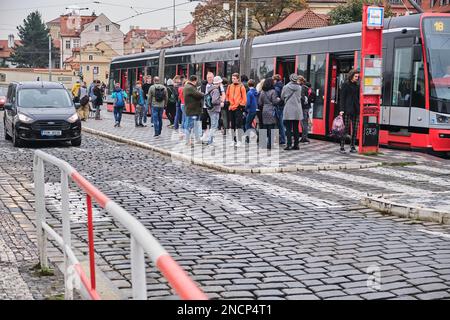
(423, 17, 450, 114)
(18, 88, 72, 108)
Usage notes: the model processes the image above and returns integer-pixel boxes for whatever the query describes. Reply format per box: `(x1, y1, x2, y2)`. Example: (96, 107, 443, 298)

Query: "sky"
(0, 0, 200, 39)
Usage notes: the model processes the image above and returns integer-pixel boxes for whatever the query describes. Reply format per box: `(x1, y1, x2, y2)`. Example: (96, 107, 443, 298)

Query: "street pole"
(245, 7, 249, 39)
(48, 35, 52, 81)
(234, 0, 238, 40)
(173, 0, 176, 48)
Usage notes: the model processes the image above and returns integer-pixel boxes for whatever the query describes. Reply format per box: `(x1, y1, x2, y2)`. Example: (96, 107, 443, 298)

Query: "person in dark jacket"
(273, 74, 287, 146)
(245, 79, 258, 142)
(339, 69, 360, 154)
(93, 80, 103, 120)
(142, 76, 153, 126)
(166, 79, 178, 127)
(258, 78, 281, 150)
(184, 75, 205, 145)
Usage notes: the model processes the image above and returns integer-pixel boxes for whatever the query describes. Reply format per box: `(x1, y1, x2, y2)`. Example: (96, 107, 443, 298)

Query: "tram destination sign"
(367, 6, 384, 29)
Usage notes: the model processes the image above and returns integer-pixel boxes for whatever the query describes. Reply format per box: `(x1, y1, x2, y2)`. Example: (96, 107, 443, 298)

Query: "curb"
(362, 195, 450, 225)
(83, 127, 384, 174)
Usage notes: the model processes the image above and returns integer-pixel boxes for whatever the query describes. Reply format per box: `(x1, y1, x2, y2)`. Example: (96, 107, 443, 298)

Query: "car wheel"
(4, 122, 11, 140)
(71, 137, 82, 147)
(12, 127, 23, 147)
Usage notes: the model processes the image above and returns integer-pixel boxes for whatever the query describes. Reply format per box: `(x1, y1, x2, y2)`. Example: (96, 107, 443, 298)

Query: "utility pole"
(48, 35, 52, 81)
(245, 7, 249, 39)
(234, 0, 238, 40)
(173, 0, 176, 48)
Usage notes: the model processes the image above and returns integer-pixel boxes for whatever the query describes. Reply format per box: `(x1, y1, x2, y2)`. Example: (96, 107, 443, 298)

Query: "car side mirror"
(4, 103, 12, 110)
(413, 44, 422, 62)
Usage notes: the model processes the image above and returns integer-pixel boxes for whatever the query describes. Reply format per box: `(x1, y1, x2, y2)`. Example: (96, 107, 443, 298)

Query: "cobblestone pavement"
(1, 114, 450, 300)
(83, 112, 442, 170)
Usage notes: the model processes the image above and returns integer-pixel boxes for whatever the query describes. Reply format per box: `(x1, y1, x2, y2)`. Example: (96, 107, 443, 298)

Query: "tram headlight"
(437, 115, 449, 124)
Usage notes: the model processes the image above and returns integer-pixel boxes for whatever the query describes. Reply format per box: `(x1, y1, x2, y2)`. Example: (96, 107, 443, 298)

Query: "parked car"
(3, 81, 82, 147)
(0, 86, 7, 109)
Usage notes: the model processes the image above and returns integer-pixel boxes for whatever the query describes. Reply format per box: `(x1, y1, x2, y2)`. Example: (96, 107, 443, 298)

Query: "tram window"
(392, 47, 413, 107)
(297, 55, 309, 80)
(250, 58, 274, 83)
(217, 61, 225, 77)
(165, 65, 177, 82)
(310, 54, 326, 119)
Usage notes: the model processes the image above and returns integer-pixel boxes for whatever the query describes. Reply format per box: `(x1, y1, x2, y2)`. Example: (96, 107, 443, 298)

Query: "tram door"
(276, 56, 296, 84)
(327, 54, 355, 133)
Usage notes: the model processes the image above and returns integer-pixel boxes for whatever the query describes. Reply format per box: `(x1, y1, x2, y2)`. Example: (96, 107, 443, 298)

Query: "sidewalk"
(82, 111, 437, 173)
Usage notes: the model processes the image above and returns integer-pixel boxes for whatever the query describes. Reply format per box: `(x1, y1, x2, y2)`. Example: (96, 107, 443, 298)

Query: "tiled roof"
(268, 9, 329, 33)
(47, 17, 60, 25)
(0, 40, 22, 59)
(124, 29, 169, 45)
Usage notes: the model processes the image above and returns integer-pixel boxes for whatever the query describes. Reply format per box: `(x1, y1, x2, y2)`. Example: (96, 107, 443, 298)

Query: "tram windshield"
(423, 17, 450, 114)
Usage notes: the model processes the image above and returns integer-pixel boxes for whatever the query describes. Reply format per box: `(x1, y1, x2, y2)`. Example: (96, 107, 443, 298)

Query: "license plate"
(41, 130, 62, 136)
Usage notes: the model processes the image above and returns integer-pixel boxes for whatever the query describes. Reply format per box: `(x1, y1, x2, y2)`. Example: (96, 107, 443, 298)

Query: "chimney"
(8, 34, 14, 48)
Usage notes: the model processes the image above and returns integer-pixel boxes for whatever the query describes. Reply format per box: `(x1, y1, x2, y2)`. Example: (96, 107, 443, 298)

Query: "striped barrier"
(33, 150, 207, 300)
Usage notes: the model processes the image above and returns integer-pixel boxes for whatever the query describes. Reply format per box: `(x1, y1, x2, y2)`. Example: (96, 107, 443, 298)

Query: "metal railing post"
(131, 236, 147, 300)
(86, 194, 96, 290)
(61, 171, 73, 300)
(34, 156, 48, 269)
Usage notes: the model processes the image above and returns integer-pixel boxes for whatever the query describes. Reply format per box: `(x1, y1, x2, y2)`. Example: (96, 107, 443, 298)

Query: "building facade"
(124, 27, 169, 55)
(421, 0, 450, 12)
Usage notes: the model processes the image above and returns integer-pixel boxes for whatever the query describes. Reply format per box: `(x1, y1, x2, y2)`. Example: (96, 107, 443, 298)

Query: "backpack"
(115, 91, 125, 107)
(167, 87, 177, 105)
(331, 115, 346, 138)
(154, 87, 165, 103)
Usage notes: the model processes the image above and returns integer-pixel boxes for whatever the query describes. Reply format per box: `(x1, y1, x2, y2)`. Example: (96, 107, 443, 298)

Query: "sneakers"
(284, 146, 292, 151)
(114, 123, 119, 128)
(350, 146, 357, 153)
(300, 138, 310, 143)
(340, 147, 346, 154)
(292, 145, 300, 150)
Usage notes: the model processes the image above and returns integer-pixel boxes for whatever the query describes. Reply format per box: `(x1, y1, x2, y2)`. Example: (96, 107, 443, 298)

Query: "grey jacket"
(148, 84, 168, 108)
(258, 89, 280, 125)
(207, 86, 222, 113)
(281, 82, 304, 121)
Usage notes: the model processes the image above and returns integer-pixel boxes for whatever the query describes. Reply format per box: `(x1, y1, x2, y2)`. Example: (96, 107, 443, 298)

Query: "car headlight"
(67, 113, 79, 123)
(17, 113, 34, 124)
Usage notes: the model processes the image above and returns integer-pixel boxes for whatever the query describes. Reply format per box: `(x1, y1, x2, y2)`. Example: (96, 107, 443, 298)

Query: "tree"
(193, 0, 307, 39)
(329, 0, 395, 26)
(10, 11, 57, 68)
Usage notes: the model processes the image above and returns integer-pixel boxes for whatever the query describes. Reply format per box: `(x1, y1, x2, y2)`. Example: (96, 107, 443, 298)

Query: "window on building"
(89, 55, 93, 61)
(73, 39, 80, 48)
(95, 25, 99, 32)
(106, 25, 110, 32)
(86, 65, 90, 71)
(65, 40, 70, 49)
(93, 66, 99, 75)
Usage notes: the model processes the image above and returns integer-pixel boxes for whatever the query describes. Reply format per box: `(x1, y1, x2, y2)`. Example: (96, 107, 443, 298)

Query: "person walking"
(258, 78, 280, 150)
(183, 75, 204, 145)
(220, 77, 230, 135)
(142, 76, 153, 126)
(173, 75, 183, 131)
(111, 83, 128, 127)
(201, 73, 215, 136)
(281, 74, 304, 151)
(205, 76, 224, 146)
(77, 81, 90, 121)
(148, 76, 168, 137)
(71, 80, 81, 104)
(226, 73, 247, 147)
(132, 81, 145, 127)
(166, 79, 178, 128)
(301, 81, 315, 143)
(339, 69, 360, 154)
(93, 80, 103, 120)
(244, 79, 258, 143)
(177, 77, 187, 136)
(273, 74, 287, 146)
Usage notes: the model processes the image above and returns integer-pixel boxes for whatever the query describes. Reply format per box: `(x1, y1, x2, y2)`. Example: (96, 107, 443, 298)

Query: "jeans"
(207, 111, 220, 145)
(186, 115, 202, 143)
(94, 104, 101, 120)
(152, 106, 164, 136)
(245, 111, 257, 132)
(114, 106, 124, 124)
(301, 109, 310, 139)
(174, 102, 182, 130)
(275, 106, 286, 144)
(284, 120, 300, 148)
(135, 104, 144, 126)
(143, 101, 148, 124)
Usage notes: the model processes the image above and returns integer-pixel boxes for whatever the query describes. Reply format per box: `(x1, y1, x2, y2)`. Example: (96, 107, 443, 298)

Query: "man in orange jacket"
(226, 73, 247, 146)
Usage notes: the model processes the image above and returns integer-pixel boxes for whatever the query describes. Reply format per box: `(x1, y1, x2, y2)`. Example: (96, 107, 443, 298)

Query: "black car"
(3, 81, 82, 147)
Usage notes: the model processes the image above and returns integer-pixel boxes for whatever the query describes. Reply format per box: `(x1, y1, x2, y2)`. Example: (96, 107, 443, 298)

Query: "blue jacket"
(246, 88, 258, 113)
(111, 88, 128, 107)
(132, 87, 145, 106)
(274, 81, 284, 107)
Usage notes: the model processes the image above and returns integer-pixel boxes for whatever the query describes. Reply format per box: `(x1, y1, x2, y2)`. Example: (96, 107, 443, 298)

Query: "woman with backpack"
(111, 83, 128, 127)
(148, 77, 168, 137)
(281, 74, 304, 151)
(258, 78, 280, 150)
